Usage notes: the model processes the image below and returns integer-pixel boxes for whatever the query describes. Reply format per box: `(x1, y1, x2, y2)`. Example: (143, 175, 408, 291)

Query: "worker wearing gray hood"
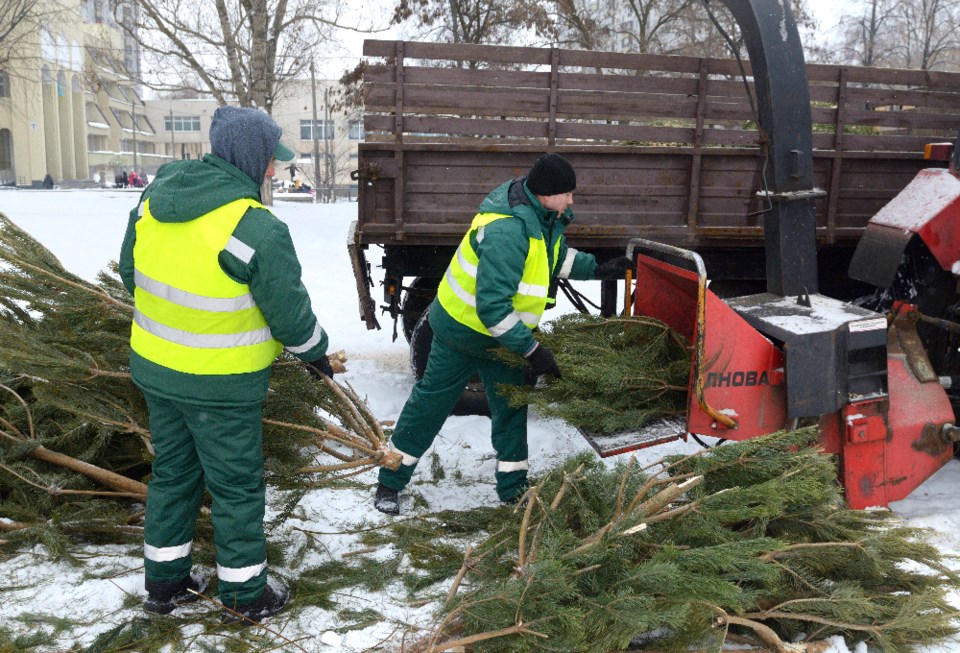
(119, 106, 334, 625)
(209, 105, 291, 186)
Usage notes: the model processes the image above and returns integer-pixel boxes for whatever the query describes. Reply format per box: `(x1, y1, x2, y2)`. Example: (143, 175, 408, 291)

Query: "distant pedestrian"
(120, 170, 128, 188)
(42, 173, 54, 189)
(286, 163, 297, 181)
(139, 170, 149, 186)
(128, 171, 140, 188)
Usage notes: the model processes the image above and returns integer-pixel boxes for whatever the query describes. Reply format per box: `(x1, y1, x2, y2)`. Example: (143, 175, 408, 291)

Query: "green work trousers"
(143, 393, 267, 606)
(379, 332, 529, 501)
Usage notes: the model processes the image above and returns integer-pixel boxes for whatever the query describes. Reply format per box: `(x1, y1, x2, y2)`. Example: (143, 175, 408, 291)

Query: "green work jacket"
(119, 154, 327, 406)
(430, 177, 597, 358)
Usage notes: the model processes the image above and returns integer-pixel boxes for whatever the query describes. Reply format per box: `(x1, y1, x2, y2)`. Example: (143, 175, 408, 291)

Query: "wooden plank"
(841, 107, 960, 130)
(559, 91, 699, 119)
(364, 85, 551, 117)
(560, 72, 700, 95)
(844, 85, 960, 111)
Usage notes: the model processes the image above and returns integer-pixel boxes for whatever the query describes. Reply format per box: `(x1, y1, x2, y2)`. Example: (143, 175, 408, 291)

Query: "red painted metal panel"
(868, 168, 960, 273)
(633, 255, 788, 441)
(821, 355, 953, 510)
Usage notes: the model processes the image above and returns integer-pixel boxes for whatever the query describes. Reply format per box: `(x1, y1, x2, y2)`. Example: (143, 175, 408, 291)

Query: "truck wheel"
(401, 277, 440, 344)
(410, 307, 491, 417)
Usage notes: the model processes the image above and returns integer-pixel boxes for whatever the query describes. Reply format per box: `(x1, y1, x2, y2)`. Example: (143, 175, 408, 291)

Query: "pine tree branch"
(0, 518, 143, 536)
(525, 495, 553, 564)
(0, 382, 33, 438)
(320, 374, 383, 449)
(745, 605, 952, 636)
(85, 367, 131, 379)
(27, 444, 148, 497)
(1, 426, 147, 496)
(263, 417, 378, 457)
(638, 499, 700, 526)
(3, 253, 133, 312)
(760, 541, 864, 561)
(297, 458, 378, 473)
(445, 545, 476, 608)
(74, 410, 151, 438)
(516, 487, 539, 572)
(614, 454, 637, 519)
(721, 614, 803, 652)
(550, 464, 586, 510)
(631, 475, 704, 519)
(0, 463, 144, 499)
(424, 623, 548, 653)
(335, 376, 387, 448)
(623, 470, 699, 515)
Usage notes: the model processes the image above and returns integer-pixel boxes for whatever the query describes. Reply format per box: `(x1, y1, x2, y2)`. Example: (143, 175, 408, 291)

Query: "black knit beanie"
(525, 153, 576, 196)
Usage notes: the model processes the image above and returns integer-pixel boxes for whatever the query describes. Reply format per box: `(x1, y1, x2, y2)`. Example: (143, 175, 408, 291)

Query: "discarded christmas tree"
(425, 429, 960, 653)
(0, 213, 396, 550)
(501, 313, 690, 434)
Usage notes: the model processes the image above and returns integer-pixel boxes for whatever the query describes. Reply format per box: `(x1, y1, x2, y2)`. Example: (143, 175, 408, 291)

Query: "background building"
(141, 81, 362, 197)
(0, 0, 361, 193)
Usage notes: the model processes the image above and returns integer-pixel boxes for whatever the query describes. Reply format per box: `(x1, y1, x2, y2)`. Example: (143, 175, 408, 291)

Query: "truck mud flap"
(347, 220, 380, 330)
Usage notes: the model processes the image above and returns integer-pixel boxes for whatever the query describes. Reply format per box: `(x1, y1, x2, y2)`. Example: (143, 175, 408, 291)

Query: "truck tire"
(409, 306, 491, 417)
(401, 277, 440, 344)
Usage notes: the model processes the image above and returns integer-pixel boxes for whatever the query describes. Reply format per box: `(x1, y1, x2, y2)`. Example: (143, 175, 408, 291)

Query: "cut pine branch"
(430, 431, 960, 652)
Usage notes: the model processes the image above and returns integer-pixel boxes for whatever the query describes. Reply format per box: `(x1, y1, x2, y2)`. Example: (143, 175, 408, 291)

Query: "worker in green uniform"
(119, 106, 334, 624)
(374, 153, 633, 515)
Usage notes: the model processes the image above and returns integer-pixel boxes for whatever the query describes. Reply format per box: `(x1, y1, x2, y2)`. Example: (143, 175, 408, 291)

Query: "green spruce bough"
(0, 213, 390, 553)
(500, 313, 690, 434)
(429, 429, 960, 653)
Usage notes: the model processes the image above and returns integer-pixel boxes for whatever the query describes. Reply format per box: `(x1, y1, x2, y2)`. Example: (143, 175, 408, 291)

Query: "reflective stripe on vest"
(437, 212, 560, 337)
(131, 197, 283, 375)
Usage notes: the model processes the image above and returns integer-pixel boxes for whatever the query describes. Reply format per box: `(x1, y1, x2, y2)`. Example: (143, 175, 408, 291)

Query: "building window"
(0, 129, 11, 170)
(135, 114, 155, 135)
(163, 115, 201, 132)
(348, 120, 364, 140)
(300, 119, 334, 140)
(0, 72, 8, 98)
(87, 134, 107, 151)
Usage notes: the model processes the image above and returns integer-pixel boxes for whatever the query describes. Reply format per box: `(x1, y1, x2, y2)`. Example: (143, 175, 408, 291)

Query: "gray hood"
(209, 106, 282, 186)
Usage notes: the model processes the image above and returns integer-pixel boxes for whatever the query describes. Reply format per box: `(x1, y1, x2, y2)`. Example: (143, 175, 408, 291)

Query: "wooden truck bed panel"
(356, 40, 960, 250)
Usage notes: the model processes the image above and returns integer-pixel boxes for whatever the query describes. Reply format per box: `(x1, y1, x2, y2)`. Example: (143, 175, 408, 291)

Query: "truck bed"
(356, 40, 960, 251)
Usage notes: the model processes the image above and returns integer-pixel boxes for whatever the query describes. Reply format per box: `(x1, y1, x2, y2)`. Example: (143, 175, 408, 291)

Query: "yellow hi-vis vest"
(130, 197, 283, 375)
(437, 212, 561, 337)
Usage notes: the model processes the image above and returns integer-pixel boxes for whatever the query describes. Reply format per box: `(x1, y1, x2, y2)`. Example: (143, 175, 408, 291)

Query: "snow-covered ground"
(0, 188, 958, 652)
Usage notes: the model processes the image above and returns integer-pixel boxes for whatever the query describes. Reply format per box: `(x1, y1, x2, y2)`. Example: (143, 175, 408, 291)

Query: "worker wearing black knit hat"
(374, 153, 632, 516)
(525, 152, 577, 196)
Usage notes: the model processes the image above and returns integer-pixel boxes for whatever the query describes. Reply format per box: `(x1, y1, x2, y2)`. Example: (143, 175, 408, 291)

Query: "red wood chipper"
(589, 0, 960, 509)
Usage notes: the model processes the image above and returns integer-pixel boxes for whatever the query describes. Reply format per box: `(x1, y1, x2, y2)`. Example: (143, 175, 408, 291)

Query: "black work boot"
(221, 580, 290, 626)
(374, 483, 400, 515)
(501, 493, 529, 509)
(144, 570, 208, 615)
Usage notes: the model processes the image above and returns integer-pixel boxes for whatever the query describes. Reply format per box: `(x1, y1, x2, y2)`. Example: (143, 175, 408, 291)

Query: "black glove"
(595, 256, 634, 280)
(525, 344, 561, 379)
(306, 355, 334, 380)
